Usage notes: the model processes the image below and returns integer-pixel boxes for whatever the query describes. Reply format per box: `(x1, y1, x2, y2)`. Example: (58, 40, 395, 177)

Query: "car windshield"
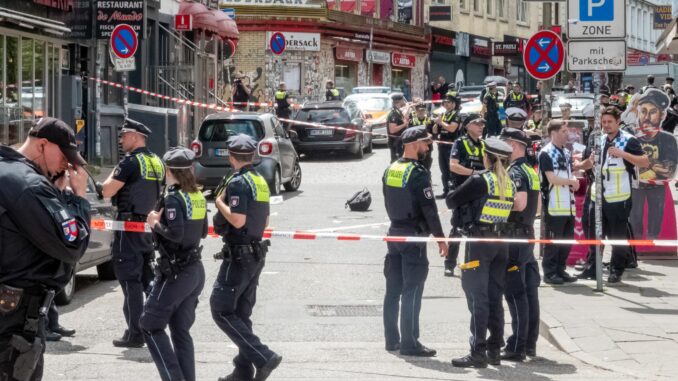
(299, 109, 351, 124)
(553, 97, 593, 110)
(199, 119, 263, 142)
(349, 97, 391, 111)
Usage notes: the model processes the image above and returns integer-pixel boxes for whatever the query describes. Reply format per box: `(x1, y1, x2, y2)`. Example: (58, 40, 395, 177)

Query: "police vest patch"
(62, 219, 78, 242)
(424, 187, 433, 199)
(114, 167, 121, 177)
(230, 196, 240, 207)
(167, 208, 176, 221)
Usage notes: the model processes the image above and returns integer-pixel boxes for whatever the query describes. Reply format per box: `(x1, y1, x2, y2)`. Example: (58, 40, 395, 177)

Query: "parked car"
(291, 101, 373, 158)
(351, 86, 391, 94)
(551, 94, 595, 119)
(191, 112, 302, 195)
(344, 93, 391, 145)
(56, 175, 116, 305)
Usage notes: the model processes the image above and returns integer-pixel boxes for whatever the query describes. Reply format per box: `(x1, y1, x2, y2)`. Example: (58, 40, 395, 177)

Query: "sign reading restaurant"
(96, 0, 144, 39)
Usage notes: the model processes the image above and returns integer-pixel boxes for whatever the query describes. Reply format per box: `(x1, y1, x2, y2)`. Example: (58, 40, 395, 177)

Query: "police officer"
(445, 115, 485, 276)
(527, 107, 543, 134)
(576, 107, 648, 283)
(0, 117, 91, 381)
(505, 107, 528, 130)
(500, 129, 541, 361)
(642, 74, 657, 94)
(383, 126, 448, 357)
(139, 147, 207, 381)
(483, 82, 502, 137)
(102, 118, 165, 348)
(538, 120, 582, 285)
(274, 82, 292, 122)
(211, 134, 281, 381)
(433, 94, 461, 198)
(409, 102, 435, 170)
(325, 80, 342, 101)
(446, 137, 515, 368)
(386, 93, 410, 162)
(504, 82, 530, 113)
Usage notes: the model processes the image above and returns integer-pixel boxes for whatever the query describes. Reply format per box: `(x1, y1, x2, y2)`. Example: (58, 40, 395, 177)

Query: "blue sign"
(110, 24, 138, 59)
(270, 32, 286, 55)
(580, 0, 614, 22)
(222, 8, 235, 20)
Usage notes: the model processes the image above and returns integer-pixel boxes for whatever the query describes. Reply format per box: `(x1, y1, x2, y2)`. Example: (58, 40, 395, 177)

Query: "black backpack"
(346, 188, 372, 212)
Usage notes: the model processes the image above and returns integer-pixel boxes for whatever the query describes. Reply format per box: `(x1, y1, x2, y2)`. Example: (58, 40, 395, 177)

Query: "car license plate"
(309, 129, 332, 136)
(214, 149, 229, 157)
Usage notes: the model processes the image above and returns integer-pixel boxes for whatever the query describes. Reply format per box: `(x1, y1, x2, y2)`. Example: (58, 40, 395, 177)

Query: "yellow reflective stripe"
(442, 111, 456, 122)
(243, 172, 271, 202)
(136, 153, 164, 181)
(331, 89, 339, 96)
(521, 164, 540, 191)
(385, 162, 414, 188)
(479, 172, 514, 223)
(459, 260, 480, 270)
(507, 265, 519, 272)
(275, 91, 286, 100)
(178, 191, 207, 220)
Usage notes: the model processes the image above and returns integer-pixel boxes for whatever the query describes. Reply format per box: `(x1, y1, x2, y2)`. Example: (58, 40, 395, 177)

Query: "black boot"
(452, 352, 488, 368)
(500, 349, 526, 362)
(487, 349, 501, 366)
(112, 331, 144, 348)
(254, 353, 282, 381)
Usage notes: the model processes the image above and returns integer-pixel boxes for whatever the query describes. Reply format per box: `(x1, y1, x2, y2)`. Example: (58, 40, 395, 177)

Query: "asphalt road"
(45, 145, 635, 380)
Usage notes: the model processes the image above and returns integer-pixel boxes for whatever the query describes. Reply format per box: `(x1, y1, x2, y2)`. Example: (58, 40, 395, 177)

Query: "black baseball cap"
(28, 117, 86, 166)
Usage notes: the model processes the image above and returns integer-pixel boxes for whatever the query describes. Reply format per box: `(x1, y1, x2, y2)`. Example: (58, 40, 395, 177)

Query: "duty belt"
(117, 212, 147, 222)
(156, 247, 203, 279)
(465, 223, 506, 237)
(505, 223, 534, 238)
(214, 240, 271, 262)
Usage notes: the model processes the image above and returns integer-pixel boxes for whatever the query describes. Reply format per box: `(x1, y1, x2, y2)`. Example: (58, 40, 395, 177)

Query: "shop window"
(283, 62, 301, 94)
(391, 68, 409, 92)
(4, 36, 20, 146)
(334, 64, 356, 95)
(34, 41, 45, 119)
(398, 0, 413, 24)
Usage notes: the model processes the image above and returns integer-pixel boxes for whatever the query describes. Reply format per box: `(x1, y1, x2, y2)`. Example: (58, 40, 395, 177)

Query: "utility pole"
(539, 2, 552, 260)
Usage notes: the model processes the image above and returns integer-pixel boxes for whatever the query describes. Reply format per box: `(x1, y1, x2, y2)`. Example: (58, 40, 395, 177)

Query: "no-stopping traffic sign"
(270, 32, 286, 56)
(110, 24, 138, 60)
(523, 30, 564, 80)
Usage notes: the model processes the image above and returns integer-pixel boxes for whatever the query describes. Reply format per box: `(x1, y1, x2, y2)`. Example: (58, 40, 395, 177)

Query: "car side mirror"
(287, 129, 298, 140)
(95, 181, 104, 200)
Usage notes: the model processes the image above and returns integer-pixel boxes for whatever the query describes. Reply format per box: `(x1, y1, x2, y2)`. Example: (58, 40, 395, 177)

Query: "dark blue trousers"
(383, 231, 429, 352)
(505, 241, 541, 354)
(461, 239, 508, 354)
(437, 143, 452, 194)
(140, 261, 205, 381)
(210, 256, 276, 374)
(112, 231, 154, 340)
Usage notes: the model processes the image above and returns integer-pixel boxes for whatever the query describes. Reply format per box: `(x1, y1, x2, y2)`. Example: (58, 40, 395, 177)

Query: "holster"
(117, 212, 147, 222)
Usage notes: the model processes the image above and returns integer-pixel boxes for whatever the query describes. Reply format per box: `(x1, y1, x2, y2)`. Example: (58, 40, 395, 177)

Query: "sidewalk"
(538, 260, 678, 379)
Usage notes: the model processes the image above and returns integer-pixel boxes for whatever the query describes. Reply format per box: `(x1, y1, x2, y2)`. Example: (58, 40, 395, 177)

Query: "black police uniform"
(504, 92, 530, 112)
(445, 133, 485, 272)
(210, 136, 280, 381)
(325, 88, 342, 101)
(111, 121, 165, 346)
(437, 108, 462, 195)
(0, 143, 91, 381)
(446, 139, 515, 367)
(274, 90, 291, 120)
(483, 92, 502, 137)
(387, 106, 406, 161)
(382, 127, 445, 355)
(504, 156, 541, 358)
(139, 148, 207, 381)
(409, 113, 435, 170)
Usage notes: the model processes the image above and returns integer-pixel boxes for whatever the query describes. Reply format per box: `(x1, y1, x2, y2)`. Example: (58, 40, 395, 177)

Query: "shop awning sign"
(493, 42, 520, 56)
(523, 30, 564, 80)
(336, 47, 363, 62)
(367, 50, 390, 64)
(110, 24, 138, 59)
(392, 53, 416, 68)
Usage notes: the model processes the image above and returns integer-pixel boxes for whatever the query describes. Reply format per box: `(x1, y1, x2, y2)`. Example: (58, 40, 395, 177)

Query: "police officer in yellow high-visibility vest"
(446, 137, 515, 368)
(274, 82, 292, 121)
(576, 107, 649, 283)
(102, 118, 165, 348)
(325, 80, 342, 101)
(382, 126, 447, 358)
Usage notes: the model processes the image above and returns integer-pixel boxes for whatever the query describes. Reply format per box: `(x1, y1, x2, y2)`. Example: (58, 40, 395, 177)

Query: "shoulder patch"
(423, 187, 433, 200)
(61, 219, 78, 242)
(167, 208, 176, 221)
(230, 196, 240, 207)
(114, 167, 121, 177)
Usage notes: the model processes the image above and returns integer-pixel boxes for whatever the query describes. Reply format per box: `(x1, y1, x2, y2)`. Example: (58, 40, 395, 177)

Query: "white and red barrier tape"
(90, 219, 677, 247)
(638, 179, 676, 185)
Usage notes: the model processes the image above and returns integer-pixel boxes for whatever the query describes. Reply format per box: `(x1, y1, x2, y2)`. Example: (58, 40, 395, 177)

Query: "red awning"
(178, 1, 238, 40)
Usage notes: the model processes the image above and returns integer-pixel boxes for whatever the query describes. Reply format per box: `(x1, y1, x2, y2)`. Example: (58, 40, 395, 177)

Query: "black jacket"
(0, 146, 91, 289)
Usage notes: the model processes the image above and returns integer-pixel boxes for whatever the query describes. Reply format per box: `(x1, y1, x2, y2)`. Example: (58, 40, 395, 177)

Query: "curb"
(539, 309, 648, 380)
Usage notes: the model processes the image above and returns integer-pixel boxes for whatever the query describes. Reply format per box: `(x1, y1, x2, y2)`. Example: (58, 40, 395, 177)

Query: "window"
(497, 0, 505, 18)
(199, 120, 264, 141)
(460, 0, 468, 12)
(334, 64, 356, 94)
(432, 0, 446, 5)
(473, 0, 481, 14)
(486, 0, 494, 17)
(283, 62, 301, 93)
(516, 0, 528, 23)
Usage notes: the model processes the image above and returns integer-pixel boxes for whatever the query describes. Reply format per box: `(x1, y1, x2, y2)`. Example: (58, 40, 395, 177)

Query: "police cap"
(487, 82, 497, 87)
(484, 137, 513, 159)
(28, 117, 87, 166)
(648, 74, 655, 80)
(163, 146, 195, 169)
(667, 77, 675, 82)
(637, 88, 670, 110)
(444, 94, 458, 103)
(120, 118, 152, 136)
(505, 107, 528, 121)
(500, 127, 530, 146)
(625, 84, 635, 90)
(227, 134, 258, 154)
(414, 103, 427, 110)
(461, 113, 486, 130)
(401, 126, 431, 144)
(391, 92, 404, 101)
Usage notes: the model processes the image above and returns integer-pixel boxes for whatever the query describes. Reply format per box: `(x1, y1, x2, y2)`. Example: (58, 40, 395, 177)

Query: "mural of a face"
(638, 101, 664, 138)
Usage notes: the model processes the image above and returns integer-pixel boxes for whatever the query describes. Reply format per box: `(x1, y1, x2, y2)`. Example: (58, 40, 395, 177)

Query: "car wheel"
(284, 160, 302, 192)
(270, 168, 281, 196)
(54, 273, 75, 306)
(364, 135, 373, 153)
(354, 136, 365, 159)
(97, 260, 117, 281)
